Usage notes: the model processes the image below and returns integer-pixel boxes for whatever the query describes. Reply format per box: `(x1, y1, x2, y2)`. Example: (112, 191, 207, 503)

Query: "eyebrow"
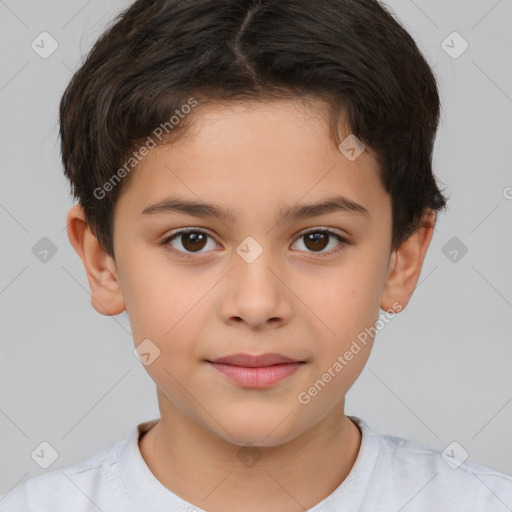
(139, 194, 370, 223)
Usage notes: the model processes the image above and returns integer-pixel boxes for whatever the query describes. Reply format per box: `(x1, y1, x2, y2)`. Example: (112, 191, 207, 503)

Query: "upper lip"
(208, 353, 304, 367)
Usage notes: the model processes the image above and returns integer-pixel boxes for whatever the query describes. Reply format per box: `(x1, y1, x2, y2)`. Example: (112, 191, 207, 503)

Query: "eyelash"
(161, 228, 350, 260)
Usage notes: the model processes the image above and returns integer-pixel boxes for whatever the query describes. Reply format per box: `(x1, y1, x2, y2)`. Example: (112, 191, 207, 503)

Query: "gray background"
(1, 0, 511, 497)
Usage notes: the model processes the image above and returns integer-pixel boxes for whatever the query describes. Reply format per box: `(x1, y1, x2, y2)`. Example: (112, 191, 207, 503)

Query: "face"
(102, 99, 397, 446)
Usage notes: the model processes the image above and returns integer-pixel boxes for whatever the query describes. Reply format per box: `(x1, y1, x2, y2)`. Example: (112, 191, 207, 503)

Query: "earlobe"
(380, 209, 436, 312)
(66, 205, 126, 316)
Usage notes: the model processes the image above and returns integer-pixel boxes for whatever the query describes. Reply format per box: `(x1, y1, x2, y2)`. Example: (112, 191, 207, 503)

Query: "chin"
(213, 416, 303, 449)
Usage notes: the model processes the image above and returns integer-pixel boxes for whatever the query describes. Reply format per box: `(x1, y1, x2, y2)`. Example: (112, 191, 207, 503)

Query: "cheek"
(309, 252, 387, 373)
(131, 308, 204, 401)
(118, 253, 203, 348)
(301, 288, 378, 413)
(116, 246, 224, 391)
(313, 255, 386, 332)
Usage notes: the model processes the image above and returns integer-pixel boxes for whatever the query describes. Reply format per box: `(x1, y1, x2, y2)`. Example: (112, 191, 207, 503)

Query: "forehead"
(116, 99, 389, 223)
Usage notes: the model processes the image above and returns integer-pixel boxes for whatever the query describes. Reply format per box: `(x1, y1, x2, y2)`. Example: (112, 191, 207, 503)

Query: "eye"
(162, 227, 349, 259)
(290, 229, 349, 256)
(162, 228, 219, 257)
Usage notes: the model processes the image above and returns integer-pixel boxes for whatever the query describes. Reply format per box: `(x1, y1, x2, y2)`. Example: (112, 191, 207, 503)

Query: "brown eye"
(180, 232, 208, 252)
(291, 229, 348, 256)
(303, 232, 329, 252)
(164, 229, 217, 256)
(162, 227, 349, 259)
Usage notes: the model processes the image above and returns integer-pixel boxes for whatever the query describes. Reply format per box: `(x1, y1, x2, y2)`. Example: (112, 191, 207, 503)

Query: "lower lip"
(207, 362, 303, 388)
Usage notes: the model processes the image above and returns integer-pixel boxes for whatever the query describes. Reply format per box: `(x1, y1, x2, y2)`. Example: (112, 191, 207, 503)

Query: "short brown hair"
(60, 0, 448, 259)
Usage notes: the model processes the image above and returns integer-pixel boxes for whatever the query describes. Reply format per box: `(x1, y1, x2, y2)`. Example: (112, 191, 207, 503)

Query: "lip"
(206, 353, 305, 388)
(209, 353, 303, 367)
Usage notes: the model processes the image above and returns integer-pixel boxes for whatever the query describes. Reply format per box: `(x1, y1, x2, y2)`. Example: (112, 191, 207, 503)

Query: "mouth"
(205, 353, 306, 388)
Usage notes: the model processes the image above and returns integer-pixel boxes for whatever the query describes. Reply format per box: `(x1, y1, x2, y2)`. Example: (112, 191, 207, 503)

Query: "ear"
(66, 205, 126, 316)
(380, 209, 436, 312)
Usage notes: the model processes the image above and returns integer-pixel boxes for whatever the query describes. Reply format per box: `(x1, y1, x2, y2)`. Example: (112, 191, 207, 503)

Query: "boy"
(2, 0, 511, 510)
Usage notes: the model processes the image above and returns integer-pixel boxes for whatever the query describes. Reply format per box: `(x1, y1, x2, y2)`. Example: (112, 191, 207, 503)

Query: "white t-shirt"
(1, 416, 511, 511)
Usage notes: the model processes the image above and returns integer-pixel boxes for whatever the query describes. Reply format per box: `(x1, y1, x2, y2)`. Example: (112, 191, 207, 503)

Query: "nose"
(219, 251, 293, 330)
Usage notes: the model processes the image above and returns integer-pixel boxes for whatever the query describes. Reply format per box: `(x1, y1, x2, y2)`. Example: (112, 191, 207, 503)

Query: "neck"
(139, 389, 361, 512)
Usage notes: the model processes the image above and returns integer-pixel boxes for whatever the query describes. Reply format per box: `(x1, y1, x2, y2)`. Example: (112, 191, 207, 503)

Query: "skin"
(67, 98, 435, 512)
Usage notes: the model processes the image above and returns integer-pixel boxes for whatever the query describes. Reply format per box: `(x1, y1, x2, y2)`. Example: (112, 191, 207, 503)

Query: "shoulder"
(0, 438, 126, 512)
(364, 422, 512, 511)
